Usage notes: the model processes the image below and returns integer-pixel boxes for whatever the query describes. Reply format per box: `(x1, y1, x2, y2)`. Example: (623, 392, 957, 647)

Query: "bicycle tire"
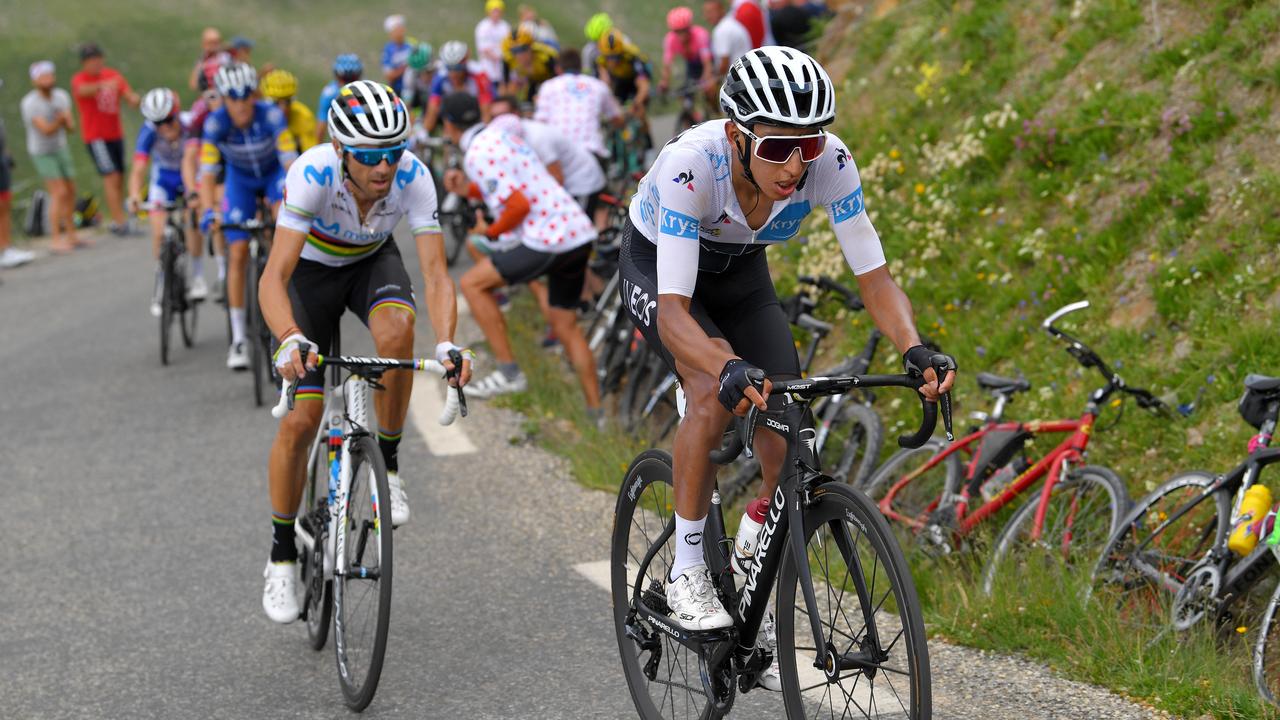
(625, 350, 667, 432)
(175, 250, 196, 348)
(333, 435, 393, 711)
(861, 438, 962, 544)
(300, 422, 333, 652)
(777, 482, 931, 719)
(981, 465, 1128, 596)
(611, 450, 719, 720)
(619, 343, 657, 426)
(818, 402, 885, 486)
(1089, 470, 1225, 618)
(247, 246, 266, 407)
(159, 241, 175, 365)
(1254, 578, 1280, 706)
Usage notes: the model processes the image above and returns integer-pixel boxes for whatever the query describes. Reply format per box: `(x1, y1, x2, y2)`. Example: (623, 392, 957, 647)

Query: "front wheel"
(333, 436, 393, 711)
(246, 248, 266, 407)
(611, 450, 716, 720)
(159, 242, 176, 365)
(1253, 577, 1280, 706)
(777, 483, 931, 719)
(981, 465, 1129, 596)
(817, 401, 885, 486)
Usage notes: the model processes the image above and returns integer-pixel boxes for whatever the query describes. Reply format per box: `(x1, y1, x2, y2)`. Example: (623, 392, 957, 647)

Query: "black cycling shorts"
(86, 139, 125, 176)
(492, 243, 591, 310)
(617, 217, 800, 382)
(281, 239, 417, 390)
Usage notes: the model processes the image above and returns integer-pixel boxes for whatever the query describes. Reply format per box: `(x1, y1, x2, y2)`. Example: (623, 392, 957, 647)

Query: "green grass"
(0, 0, 684, 217)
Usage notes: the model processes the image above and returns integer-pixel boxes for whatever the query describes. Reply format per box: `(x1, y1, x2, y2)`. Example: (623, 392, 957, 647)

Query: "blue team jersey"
(317, 81, 341, 121)
(199, 101, 298, 179)
(134, 121, 184, 174)
(382, 41, 412, 94)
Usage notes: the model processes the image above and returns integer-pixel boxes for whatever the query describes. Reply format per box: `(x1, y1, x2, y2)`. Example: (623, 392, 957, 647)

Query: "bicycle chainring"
(1171, 564, 1221, 631)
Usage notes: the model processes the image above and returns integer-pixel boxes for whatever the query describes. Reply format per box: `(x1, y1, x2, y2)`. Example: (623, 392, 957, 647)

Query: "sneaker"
(262, 561, 300, 623)
(756, 609, 781, 691)
(188, 274, 209, 301)
(214, 277, 227, 304)
(150, 300, 162, 318)
(466, 369, 528, 399)
(227, 341, 249, 370)
(0, 247, 35, 268)
(495, 289, 510, 312)
(540, 326, 560, 349)
(109, 223, 130, 237)
(387, 471, 410, 527)
(666, 564, 733, 631)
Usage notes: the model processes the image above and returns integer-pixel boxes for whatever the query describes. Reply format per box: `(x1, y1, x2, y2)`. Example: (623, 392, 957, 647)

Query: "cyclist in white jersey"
(618, 47, 956, 684)
(257, 81, 473, 624)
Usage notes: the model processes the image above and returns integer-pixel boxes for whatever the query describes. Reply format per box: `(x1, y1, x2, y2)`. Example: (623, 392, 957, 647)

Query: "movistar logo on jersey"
(395, 160, 424, 189)
(757, 201, 811, 242)
(831, 187, 864, 224)
(304, 165, 334, 186)
(315, 218, 342, 236)
(660, 208, 699, 239)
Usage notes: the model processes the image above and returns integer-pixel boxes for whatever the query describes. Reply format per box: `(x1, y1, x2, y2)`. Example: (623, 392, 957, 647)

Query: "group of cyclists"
(119, 7, 955, 699)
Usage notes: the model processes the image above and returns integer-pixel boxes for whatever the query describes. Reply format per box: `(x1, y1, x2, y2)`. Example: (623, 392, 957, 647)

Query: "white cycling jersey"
(628, 119, 885, 296)
(488, 114, 606, 198)
(277, 144, 441, 268)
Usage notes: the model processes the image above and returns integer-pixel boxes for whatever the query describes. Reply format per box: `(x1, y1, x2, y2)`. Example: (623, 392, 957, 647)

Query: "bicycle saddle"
(976, 372, 1031, 395)
(1245, 374, 1280, 394)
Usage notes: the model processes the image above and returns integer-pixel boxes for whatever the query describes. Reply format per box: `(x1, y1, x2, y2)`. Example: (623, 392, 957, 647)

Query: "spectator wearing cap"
(229, 36, 254, 64)
(475, 0, 511, 84)
(189, 27, 230, 91)
(518, 5, 559, 50)
(71, 42, 139, 236)
(382, 15, 413, 94)
(20, 61, 83, 254)
(0, 78, 34, 269)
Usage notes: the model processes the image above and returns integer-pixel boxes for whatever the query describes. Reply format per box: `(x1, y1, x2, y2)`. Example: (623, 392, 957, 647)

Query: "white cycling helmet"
(719, 47, 835, 129)
(214, 62, 258, 99)
(440, 41, 469, 68)
(141, 87, 179, 123)
(327, 80, 411, 146)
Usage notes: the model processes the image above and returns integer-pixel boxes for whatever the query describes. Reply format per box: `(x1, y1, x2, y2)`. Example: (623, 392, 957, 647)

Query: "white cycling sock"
(191, 256, 204, 278)
(216, 255, 227, 281)
(670, 512, 707, 583)
(230, 307, 247, 345)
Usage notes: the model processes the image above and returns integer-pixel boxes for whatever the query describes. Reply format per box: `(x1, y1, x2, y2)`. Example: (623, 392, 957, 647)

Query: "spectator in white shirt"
(533, 49, 622, 164)
(475, 0, 512, 83)
(704, 0, 753, 80)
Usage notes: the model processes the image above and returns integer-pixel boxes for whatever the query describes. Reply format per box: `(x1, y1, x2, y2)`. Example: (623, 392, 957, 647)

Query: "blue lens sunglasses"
(343, 142, 408, 167)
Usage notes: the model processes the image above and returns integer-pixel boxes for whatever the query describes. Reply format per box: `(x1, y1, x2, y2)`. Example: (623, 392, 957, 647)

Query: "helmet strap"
(733, 133, 762, 215)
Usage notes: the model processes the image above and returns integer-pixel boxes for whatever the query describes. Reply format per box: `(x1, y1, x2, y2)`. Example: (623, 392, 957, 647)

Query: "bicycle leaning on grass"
(611, 356, 954, 720)
(271, 347, 467, 712)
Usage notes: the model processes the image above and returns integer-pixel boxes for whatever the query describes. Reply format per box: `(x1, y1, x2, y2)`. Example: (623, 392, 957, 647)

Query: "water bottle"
(1228, 484, 1273, 556)
(732, 498, 769, 575)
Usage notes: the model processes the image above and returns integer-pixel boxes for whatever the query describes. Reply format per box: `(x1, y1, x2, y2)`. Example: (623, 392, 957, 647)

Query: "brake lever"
(447, 348, 469, 418)
(740, 368, 766, 460)
(931, 354, 956, 441)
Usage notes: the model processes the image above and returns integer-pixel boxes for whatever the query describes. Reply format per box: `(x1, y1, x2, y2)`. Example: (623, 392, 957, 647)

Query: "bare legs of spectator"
(45, 177, 82, 253)
(102, 171, 126, 230)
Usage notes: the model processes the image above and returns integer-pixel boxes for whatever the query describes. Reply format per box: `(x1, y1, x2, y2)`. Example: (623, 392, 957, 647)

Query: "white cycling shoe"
(262, 561, 300, 624)
(387, 471, 410, 527)
(188, 275, 209, 301)
(756, 609, 781, 691)
(150, 299, 162, 318)
(227, 341, 248, 370)
(465, 369, 527, 399)
(666, 564, 733, 631)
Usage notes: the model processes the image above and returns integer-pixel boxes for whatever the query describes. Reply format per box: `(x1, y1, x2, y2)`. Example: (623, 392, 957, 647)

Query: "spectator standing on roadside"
(475, 0, 511, 84)
(704, 0, 752, 82)
(72, 43, 139, 236)
(534, 48, 621, 164)
(518, 5, 559, 49)
(731, 0, 767, 48)
(769, 0, 814, 49)
(21, 62, 83, 254)
(382, 15, 413, 94)
(189, 27, 230, 92)
(0, 79, 34, 269)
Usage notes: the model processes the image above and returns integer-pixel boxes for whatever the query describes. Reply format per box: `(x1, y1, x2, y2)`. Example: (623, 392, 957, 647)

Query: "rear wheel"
(777, 483, 931, 719)
(818, 401, 884, 486)
(298, 421, 333, 651)
(333, 435, 393, 711)
(1253, 580, 1280, 706)
(246, 243, 266, 407)
(982, 465, 1128, 596)
(172, 245, 196, 348)
(611, 450, 714, 720)
(861, 439, 962, 545)
(159, 242, 175, 365)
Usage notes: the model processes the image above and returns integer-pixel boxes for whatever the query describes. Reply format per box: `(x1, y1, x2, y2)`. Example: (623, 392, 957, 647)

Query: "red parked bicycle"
(863, 301, 1170, 593)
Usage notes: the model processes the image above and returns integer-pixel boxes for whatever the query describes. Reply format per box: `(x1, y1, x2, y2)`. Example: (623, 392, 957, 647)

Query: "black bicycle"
(151, 199, 199, 364)
(612, 356, 954, 719)
(221, 215, 273, 406)
(424, 137, 476, 267)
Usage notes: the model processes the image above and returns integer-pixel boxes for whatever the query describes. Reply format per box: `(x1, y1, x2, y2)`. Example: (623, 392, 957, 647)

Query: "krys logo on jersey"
(660, 208, 699, 240)
(756, 201, 811, 242)
(831, 186, 865, 224)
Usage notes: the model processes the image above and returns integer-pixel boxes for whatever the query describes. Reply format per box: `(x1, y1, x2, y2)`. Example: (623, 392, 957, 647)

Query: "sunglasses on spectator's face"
(344, 142, 407, 167)
(511, 44, 531, 53)
(735, 123, 827, 164)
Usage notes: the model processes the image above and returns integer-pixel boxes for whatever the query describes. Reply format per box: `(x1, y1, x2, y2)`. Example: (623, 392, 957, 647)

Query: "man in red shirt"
(732, 0, 766, 48)
(71, 43, 140, 236)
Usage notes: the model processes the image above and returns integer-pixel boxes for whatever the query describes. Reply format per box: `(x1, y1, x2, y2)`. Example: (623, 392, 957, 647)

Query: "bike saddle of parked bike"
(976, 371, 1031, 395)
(1245, 374, 1280, 394)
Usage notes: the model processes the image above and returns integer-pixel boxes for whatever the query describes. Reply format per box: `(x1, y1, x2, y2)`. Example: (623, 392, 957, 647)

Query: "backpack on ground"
(22, 189, 47, 237)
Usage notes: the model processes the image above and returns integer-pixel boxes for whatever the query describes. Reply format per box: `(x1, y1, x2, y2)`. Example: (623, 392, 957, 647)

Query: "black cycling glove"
(718, 359, 764, 412)
(903, 344, 956, 379)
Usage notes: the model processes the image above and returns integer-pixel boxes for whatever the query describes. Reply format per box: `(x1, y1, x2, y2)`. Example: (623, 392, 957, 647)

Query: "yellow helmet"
(598, 28, 628, 55)
(261, 69, 298, 100)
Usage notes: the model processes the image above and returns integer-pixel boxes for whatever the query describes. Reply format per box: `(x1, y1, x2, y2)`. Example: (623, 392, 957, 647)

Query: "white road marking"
(409, 382, 477, 455)
(573, 559, 614, 593)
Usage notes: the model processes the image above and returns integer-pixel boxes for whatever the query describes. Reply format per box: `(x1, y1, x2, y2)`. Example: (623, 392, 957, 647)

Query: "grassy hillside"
(0, 0, 680, 202)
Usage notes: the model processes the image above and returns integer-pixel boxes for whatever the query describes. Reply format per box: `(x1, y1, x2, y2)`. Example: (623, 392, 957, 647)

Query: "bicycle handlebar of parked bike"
(1042, 299, 1172, 415)
(271, 349, 469, 424)
(797, 274, 865, 311)
(710, 355, 956, 465)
